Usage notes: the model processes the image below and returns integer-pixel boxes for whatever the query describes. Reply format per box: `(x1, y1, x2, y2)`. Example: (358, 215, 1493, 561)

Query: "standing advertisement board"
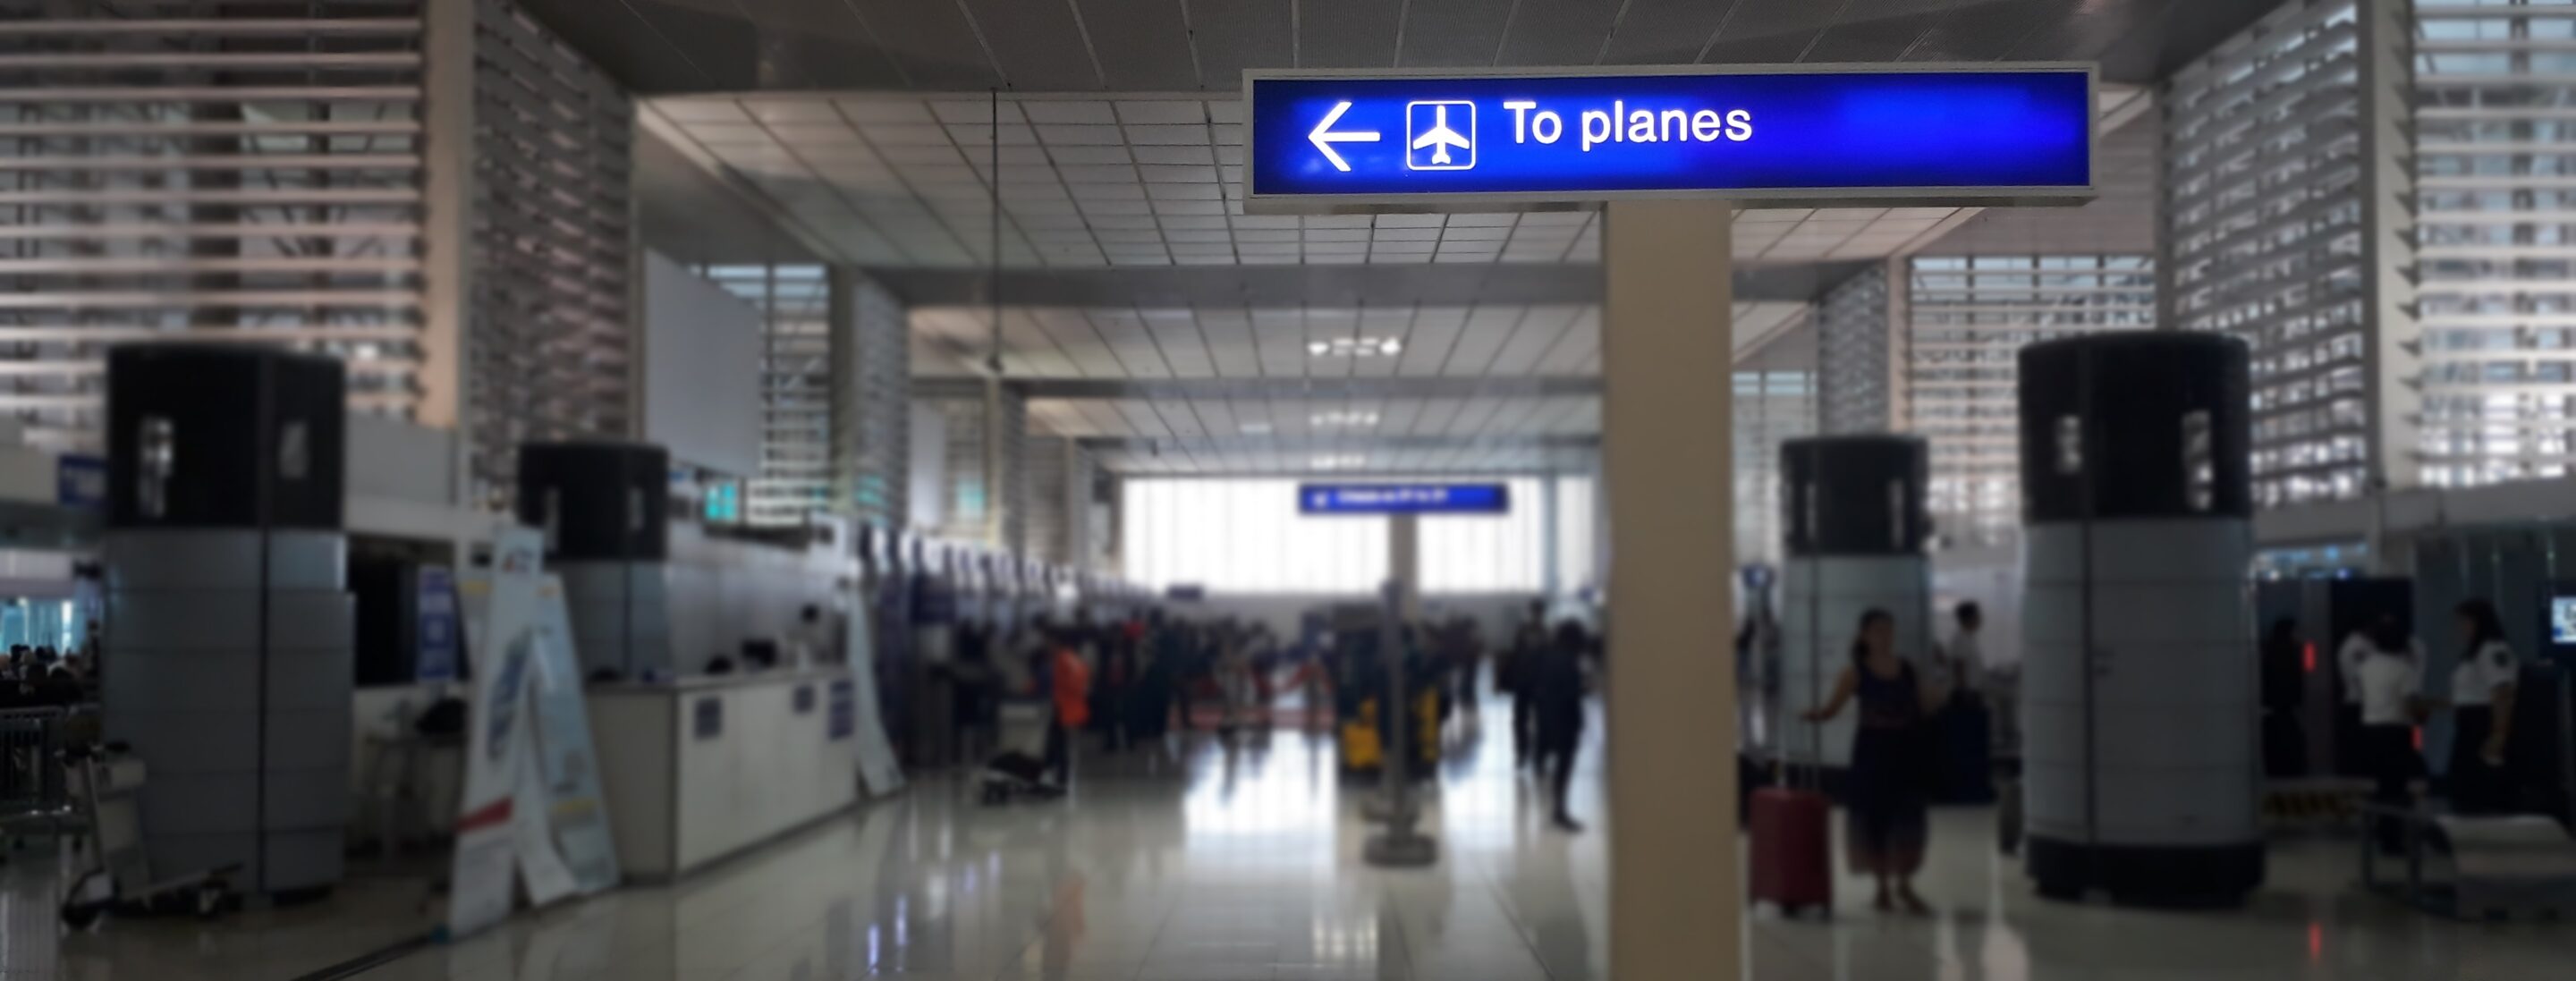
(447, 536, 623, 936)
(447, 529, 543, 938)
(843, 588, 903, 797)
(517, 573, 620, 898)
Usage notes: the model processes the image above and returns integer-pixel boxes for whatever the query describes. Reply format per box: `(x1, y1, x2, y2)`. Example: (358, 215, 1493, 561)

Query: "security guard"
(2349, 621, 2425, 852)
(2435, 599, 2519, 815)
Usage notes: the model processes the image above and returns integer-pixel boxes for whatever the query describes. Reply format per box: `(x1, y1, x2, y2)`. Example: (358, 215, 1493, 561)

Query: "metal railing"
(0, 706, 89, 838)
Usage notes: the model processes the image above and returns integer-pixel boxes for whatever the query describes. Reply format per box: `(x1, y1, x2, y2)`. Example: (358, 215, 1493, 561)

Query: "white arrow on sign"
(1307, 100, 1380, 173)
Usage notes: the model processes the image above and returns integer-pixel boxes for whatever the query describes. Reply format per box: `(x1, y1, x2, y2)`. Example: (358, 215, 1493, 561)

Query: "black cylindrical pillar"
(515, 441, 669, 562)
(2018, 332, 2263, 907)
(1775, 436, 1932, 776)
(101, 344, 352, 897)
(519, 441, 672, 677)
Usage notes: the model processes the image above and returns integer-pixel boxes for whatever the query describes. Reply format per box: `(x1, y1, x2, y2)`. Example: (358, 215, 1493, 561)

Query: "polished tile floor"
(15, 702, 2576, 979)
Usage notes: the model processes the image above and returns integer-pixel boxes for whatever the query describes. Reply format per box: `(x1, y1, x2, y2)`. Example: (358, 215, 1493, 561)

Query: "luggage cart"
(0, 706, 78, 849)
(56, 744, 241, 927)
(979, 699, 1063, 804)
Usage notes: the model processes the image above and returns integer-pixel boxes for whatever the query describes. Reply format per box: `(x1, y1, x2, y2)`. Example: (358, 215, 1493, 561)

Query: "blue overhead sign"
(1244, 65, 2095, 210)
(1301, 484, 1511, 515)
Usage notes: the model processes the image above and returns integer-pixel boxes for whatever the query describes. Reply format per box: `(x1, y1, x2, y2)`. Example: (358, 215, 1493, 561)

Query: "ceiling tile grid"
(528, 0, 2279, 95)
(643, 94, 2004, 272)
(1028, 394, 1601, 441)
(914, 300, 1804, 382)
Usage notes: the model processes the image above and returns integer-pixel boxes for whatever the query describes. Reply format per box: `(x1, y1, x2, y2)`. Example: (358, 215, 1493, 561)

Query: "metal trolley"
(0, 706, 80, 845)
(57, 741, 242, 926)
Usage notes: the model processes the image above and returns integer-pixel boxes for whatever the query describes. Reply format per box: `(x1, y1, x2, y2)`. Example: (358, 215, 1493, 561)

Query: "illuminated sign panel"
(1244, 65, 2095, 210)
(1300, 483, 1510, 515)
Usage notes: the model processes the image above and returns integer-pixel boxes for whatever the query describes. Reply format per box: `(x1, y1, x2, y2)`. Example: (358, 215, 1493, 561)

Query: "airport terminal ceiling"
(600, 0, 2189, 476)
(518, 0, 2283, 95)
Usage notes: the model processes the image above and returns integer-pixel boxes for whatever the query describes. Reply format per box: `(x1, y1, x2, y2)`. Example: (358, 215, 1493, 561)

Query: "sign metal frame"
(1241, 62, 2099, 214)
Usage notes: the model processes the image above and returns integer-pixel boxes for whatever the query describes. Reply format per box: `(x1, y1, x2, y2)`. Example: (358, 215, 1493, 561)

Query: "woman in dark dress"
(1805, 607, 1949, 914)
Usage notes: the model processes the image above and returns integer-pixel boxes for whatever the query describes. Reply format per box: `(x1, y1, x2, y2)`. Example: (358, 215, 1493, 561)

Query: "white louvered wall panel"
(468, 0, 631, 501)
(2164, 0, 2373, 507)
(1818, 266, 1891, 436)
(0, 2, 430, 449)
(835, 268, 908, 529)
(1906, 255, 2156, 546)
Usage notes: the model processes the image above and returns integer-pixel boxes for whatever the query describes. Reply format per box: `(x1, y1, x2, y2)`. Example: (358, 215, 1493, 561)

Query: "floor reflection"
(10, 696, 2572, 980)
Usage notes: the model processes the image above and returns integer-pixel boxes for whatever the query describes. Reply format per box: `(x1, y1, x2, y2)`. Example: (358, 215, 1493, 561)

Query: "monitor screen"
(2553, 596, 2576, 647)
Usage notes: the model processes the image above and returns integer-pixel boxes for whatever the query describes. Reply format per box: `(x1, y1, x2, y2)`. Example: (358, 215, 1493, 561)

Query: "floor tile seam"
(1117, 881, 1188, 981)
(1462, 858, 1570, 980)
(977, 915, 1063, 981)
(1750, 920, 1841, 977)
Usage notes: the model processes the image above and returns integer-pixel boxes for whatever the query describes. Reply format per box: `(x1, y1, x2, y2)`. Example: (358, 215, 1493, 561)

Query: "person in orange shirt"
(1045, 630, 1091, 788)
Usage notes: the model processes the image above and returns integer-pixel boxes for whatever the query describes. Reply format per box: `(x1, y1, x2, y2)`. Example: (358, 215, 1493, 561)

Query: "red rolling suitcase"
(1749, 785, 1834, 917)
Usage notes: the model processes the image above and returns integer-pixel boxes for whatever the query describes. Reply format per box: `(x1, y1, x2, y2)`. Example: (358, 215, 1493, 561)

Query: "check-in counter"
(589, 667, 862, 881)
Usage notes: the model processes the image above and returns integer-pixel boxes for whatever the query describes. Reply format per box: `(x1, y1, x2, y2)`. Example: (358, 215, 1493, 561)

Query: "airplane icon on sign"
(1405, 101, 1475, 171)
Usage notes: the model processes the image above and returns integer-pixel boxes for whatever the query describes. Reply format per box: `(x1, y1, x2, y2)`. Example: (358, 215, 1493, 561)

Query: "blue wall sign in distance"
(55, 454, 106, 509)
(414, 565, 462, 682)
(1301, 484, 1511, 515)
(1244, 64, 2095, 211)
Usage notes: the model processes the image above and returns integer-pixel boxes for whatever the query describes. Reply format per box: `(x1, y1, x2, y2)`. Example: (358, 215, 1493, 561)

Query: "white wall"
(659, 522, 851, 672)
(345, 414, 455, 504)
(0, 445, 53, 504)
(643, 250, 763, 479)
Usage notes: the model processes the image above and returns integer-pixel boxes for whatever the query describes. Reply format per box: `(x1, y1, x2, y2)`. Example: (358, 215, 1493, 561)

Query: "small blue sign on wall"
(415, 565, 462, 682)
(55, 454, 106, 509)
(826, 679, 855, 740)
(1245, 65, 2096, 210)
(694, 698, 724, 740)
(1300, 484, 1511, 516)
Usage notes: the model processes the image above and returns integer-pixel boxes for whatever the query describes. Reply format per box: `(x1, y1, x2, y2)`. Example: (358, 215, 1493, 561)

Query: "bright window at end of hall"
(1122, 478, 1554, 595)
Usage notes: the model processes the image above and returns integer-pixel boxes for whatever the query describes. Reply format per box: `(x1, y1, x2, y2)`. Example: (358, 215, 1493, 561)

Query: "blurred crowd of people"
(941, 600, 1604, 828)
(2, 640, 90, 707)
(944, 609, 1282, 785)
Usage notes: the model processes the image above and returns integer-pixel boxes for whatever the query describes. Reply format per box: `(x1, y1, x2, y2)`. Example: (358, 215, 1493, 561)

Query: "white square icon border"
(1404, 100, 1476, 172)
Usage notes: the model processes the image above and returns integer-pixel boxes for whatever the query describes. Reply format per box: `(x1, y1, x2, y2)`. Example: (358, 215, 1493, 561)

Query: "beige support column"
(420, 0, 474, 505)
(1603, 199, 1739, 979)
(2354, 0, 2420, 496)
(1069, 438, 1098, 569)
(982, 377, 1009, 549)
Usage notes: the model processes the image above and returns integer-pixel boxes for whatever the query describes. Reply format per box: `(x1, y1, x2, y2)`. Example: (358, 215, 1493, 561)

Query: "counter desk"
(589, 667, 862, 881)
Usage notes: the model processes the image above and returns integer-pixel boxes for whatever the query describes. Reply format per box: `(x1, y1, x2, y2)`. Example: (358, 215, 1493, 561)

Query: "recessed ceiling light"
(1311, 410, 1380, 427)
(1311, 454, 1366, 469)
(1307, 336, 1405, 358)
(1241, 422, 1274, 434)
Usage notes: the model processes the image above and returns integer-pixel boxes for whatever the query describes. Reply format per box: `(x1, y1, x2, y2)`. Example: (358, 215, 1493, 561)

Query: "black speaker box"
(515, 442, 669, 561)
(106, 344, 345, 529)
(1779, 435, 1928, 556)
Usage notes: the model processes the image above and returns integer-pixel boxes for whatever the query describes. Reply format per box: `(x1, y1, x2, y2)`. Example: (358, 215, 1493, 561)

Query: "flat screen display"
(2552, 596, 2576, 647)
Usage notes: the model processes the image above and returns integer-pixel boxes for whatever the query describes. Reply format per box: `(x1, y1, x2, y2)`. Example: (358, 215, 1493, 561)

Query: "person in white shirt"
(2422, 599, 2519, 814)
(2339, 614, 2424, 710)
(2350, 620, 2426, 852)
(1945, 603, 2015, 754)
(1945, 602, 2021, 856)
